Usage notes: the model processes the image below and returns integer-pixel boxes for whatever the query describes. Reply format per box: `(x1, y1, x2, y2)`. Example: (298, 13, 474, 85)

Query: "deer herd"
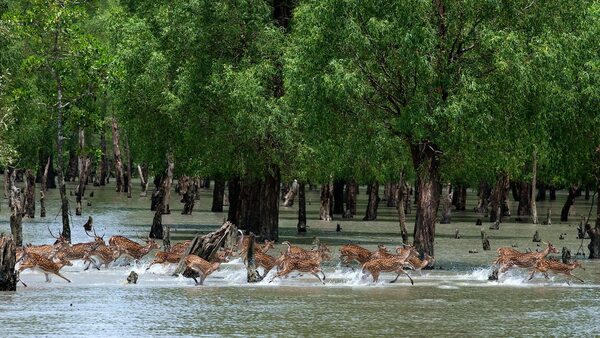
(14, 225, 586, 287)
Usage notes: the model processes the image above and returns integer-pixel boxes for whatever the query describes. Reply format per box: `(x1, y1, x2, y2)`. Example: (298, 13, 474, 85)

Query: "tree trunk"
(386, 182, 398, 207)
(0, 235, 17, 291)
(475, 181, 490, 213)
(516, 182, 531, 221)
(53, 65, 70, 242)
(297, 182, 307, 233)
(66, 149, 78, 182)
(180, 176, 198, 215)
(343, 179, 357, 218)
(149, 155, 174, 239)
(211, 179, 225, 212)
(397, 174, 409, 244)
(245, 233, 262, 282)
(40, 157, 50, 217)
(75, 157, 91, 216)
(237, 166, 280, 241)
(333, 180, 345, 214)
(490, 174, 509, 223)
(549, 185, 556, 200)
(411, 142, 441, 257)
(98, 128, 108, 186)
(23, 169, 35, 218)
(283, 180, 298, 207)
(227, 177, 242, 226)
(531, 150, 538, 224)
(319, 182, 333, 221)
(440, 183, 452, 224)
(561, 185, 577, 222)
(536, 183, 546, 201)
(125, 135, 132, 198)
(111, 116, 124, 193)
(510, 181, 520, 202)
(9, 183, 23, 247)
(137, 164, 149, 197)
(363, 181, 379, 221)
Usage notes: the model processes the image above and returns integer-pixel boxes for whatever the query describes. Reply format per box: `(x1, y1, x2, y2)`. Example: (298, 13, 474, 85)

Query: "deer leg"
(311, 272, 325, 284)
(45, 273, 50, 282)
(145, 262, 156, 271)
(55, 272, 71, 283)
(391, 270, 414, 285)
(198, 273, 207, 285)
(192, 276, 199, 285)
(569, 274, 585, 283)
(371, 272, 379, 283)
(528, 270, 536, 280)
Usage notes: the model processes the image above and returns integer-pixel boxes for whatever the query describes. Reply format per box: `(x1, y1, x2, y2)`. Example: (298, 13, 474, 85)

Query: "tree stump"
(561, 247, 572, 264)
(481, 230, 490, 251)
(127, 271, 138, 284)
(532, 230, 541, 243)
(9, 186, 23, 247)
(0, 235, 17, 291)
(542, 208, 552, 225)
(454, 229, 460, 239)
(489, 220, 500, 230)
(173, 222, 236, 277)
(246, 233, 262, 283)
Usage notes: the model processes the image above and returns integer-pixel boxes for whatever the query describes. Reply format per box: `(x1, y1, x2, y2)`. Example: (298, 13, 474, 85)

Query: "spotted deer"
(236, 231, 275, 261)
(405, 254, 435, 271)
(19, 249, 72, 283)
(54, 229, 106, 265)
(281, 241, 332, 262)
(183, 252, 228, 285)
(82, 242, 124, 270)
(17, 226, 70, 261)
(494, 242, 559, 273)
(170, 240, 192, 255)
(528, 259, 585, 283)
(108, 235, 160, 261)
(361, 252, 416, 285)
(269, 254, 326, 284)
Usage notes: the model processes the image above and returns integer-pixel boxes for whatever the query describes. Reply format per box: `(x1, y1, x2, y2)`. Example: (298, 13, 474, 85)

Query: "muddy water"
(1, 183, 599, 336)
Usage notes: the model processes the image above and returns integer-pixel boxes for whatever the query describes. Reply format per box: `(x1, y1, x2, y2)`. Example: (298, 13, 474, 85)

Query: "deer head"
(85, 227, 105, 245)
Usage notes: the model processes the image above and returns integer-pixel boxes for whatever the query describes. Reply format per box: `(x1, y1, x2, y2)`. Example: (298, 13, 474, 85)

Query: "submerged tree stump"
(0, 235, 17, 291)
(481, 230, 490, 251)
(173, 221, 236, 277)
(532, 230, 541, 243)
(246, 233, 262, 283)
(562, 247, 572, 264)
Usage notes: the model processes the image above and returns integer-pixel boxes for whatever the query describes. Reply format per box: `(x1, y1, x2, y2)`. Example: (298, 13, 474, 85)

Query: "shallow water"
(1, 182, 599, 336)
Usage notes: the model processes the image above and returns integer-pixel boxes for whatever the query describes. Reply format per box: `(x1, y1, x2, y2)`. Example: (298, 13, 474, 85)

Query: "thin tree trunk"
(363, 181, 379, 221)
(516, 182, 531, 220)
(9, 180, 23, 247)
(211, 179, 225, 212)
(386, 182, 398, 207)
(2, 169, 8, 199)
(343, 179, 357, 218)
(411, 142, 441, 257)
(561, 185, 577, 222)
(111, 116, 124, 193)
(125, 135, 132, 198)
(586, 147, 600, 258)
(536, 183, 546, 201)
(149, 154, 174, 239)
(75, 157, 90, 216)
(137, 164, 148, 197)
(440, 183, 452, 224)
(333, 180, 345, 214)
(490, 174, 509, 223)
(549, 185, 556, 200)
(53, 58, 70, 242)
(180, 176, 198, 215)
(531, 150, 538, 224)
(475, 181, 490, 213)
(397, 174, 409, 244)
(0, 235, 17, 291)
(297, 182, 306, 233)
(99, 128, 108, 186)
(24, 169, 35, 218)
(283, 180, 298, 207)
(40, 157, 50, 217)
(319, 182, 333, 221)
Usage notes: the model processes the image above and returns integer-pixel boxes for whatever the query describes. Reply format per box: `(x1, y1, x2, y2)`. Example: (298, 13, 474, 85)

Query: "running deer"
(54, 228, 106, 265)
(361, 252, 416, 285)
(340, 244, 390, 267)
(236, 231, 275, 261)
(108, 235, 160, 261)
(528, 259, 585, 283)
(148, 247, 232, 270)
(17, 226, 70, 261)
(82, 242, 124, 270)
(184, 252, 228, 285)
(269, 241, 329, 283)
(170, 240, 192, 255)
(19, 249, 72, 283)
(494, 241, 559, 273)
(406, 254, 435, 271)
